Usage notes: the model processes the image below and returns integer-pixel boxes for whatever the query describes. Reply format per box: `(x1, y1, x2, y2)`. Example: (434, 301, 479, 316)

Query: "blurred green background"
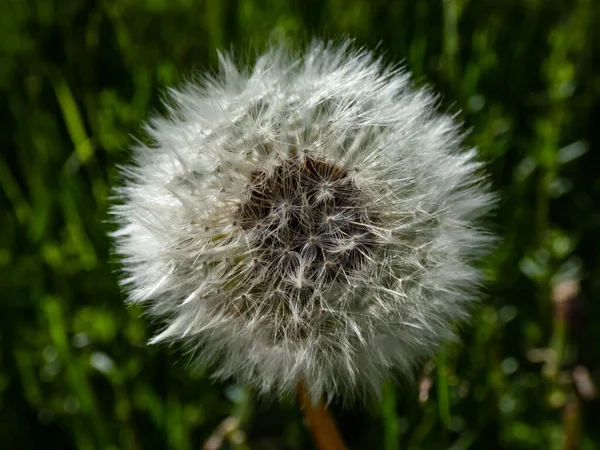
(1, 0, 599, 449)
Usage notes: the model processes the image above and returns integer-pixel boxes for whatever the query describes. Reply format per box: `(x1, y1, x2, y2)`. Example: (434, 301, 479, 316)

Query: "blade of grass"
(381, 379, 400, 450)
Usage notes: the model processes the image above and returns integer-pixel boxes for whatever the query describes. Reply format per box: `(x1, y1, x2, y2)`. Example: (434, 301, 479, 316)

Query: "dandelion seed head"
(111, 41, 495, 403)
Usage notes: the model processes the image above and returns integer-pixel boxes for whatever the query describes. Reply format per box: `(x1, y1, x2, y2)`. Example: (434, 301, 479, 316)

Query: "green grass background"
(1, 0, 599, 448)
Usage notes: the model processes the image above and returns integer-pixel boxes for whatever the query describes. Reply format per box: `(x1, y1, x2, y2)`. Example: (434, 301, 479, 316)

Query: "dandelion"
(111, 41, 495, 408)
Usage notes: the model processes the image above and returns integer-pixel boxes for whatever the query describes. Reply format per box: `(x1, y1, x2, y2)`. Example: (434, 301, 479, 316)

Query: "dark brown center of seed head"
(237, 154, 378, 285)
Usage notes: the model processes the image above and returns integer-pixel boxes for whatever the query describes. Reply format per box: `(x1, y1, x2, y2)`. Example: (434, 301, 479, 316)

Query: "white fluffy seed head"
(111, 41, 495, 403)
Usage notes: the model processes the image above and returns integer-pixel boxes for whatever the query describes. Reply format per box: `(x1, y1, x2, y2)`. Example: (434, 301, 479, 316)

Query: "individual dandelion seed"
(111, 40, 495, 405)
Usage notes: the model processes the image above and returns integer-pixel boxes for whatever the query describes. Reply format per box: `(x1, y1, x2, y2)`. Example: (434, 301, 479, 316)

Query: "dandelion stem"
(297, 382, 348, 450)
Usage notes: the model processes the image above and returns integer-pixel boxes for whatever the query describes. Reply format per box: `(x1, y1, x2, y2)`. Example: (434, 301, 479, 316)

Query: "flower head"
(112, 41, 495, 402)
